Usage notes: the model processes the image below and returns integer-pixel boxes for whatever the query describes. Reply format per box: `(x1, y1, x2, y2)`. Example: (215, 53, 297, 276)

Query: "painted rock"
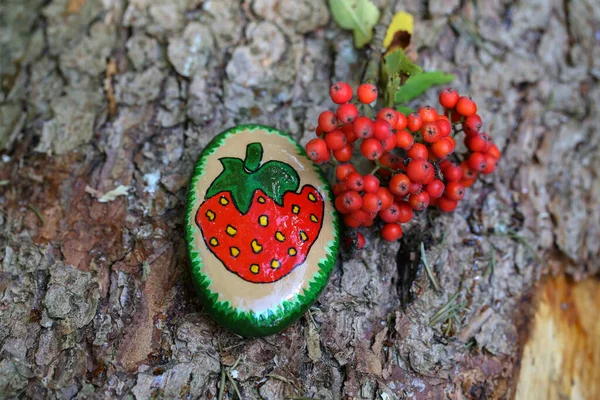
(186, 125, 339, 336)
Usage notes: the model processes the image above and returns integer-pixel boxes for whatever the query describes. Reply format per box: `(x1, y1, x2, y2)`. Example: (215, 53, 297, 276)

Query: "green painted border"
(185, 124, 340, 337)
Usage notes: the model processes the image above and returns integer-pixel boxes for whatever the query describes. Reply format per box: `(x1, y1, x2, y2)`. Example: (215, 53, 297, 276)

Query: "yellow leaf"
(384, 11, 414, 49)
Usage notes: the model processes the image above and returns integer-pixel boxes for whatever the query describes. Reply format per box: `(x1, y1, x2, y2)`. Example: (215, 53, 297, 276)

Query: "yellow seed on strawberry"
(230, 247, 240, 257)
(205, 210, 216, 221)
(251, 239, 263, 253)
(226, 225, 237, 236)
(271, 259, 281, 269)
(299, 231, 308, 242)
(308, 193, 317, 202)
(288, 248, 297, 256)
(209, 237, 219, 246)
(250, 264, 260, 274)
(275, 231, 286, 242)
(292, 205, 300, 214)
(258, 215, 269, 227)
(310, 214, 318, 223)
(219, 196, 229, 206)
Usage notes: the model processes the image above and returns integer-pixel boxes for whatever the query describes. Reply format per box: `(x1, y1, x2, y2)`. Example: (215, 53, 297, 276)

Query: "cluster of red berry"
(305, 83, 501, 244)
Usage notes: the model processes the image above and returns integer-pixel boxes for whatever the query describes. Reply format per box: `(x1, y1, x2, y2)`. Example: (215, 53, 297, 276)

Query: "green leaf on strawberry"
(205, 143, 300, 215)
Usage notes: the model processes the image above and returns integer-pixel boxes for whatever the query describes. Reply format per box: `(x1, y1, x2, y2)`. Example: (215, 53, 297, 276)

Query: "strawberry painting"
(195, 142, 325, 283)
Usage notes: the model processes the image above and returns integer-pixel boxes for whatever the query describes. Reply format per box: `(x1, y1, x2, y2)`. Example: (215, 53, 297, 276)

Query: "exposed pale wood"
(516, 276, 600, 400)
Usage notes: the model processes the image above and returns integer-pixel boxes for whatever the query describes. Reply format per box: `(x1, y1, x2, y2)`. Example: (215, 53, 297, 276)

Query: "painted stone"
(186, 125, 339, 336)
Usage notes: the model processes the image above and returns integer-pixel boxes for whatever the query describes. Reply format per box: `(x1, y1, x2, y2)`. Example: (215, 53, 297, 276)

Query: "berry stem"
(361, 0, 398, 86)
(370, 165, 380, 175)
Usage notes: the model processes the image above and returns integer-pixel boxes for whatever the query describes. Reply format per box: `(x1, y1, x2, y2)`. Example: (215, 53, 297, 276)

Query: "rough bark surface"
(0, 0, 599, 399)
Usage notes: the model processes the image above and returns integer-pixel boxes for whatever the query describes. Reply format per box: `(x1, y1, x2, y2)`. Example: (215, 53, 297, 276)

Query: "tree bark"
(1, 0, 599, 399)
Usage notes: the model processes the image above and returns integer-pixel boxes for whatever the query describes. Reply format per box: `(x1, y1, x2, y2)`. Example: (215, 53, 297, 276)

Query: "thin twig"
(420, 242, 440, 292)
(27, 204, 45, 225)
(362, 0, 399, 85)
(267, 373, 301, 392)
(482, 247, 496, 281)
(226, 370, 243, 400)
(217, 369, 226, 400)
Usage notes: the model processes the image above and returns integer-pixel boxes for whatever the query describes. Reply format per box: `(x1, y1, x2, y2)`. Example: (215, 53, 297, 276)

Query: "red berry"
(407, 112, 423, 132)
(445, 181, 465, 201)
(350, 209, 370, 223)
(333, 144, 353, 162)
(421, 122, 441, 143)
(330, 81, 353, 104)
(460, 161, 478, 180)
(315, 125, 324, 137)
(407, 143, 428, 159)
(377, 108, 398, 126)
(435, 118, 452, 137)
(425, 179, 445, 198)
(341, 123, 358, 144)
(446, 136, 456, 152)
(372, 119, 392, 140)
(357, 232, 366, 250)
(362, 174, 380, 193)
(343, 213, 362, 228)
(438, 196, 458, 212)
(464, 114, 482, 135)
(333, 182, 347, 196)
(306, 138, 329, 162)
(395, 129, 414, 150)
(431, 137, 454, 159)
(467, 152, 487, 172)
(360, 138, 383, 160)
(460, 178, 476, 187)
(336, 163, 355, 181)
(353, 116, 374, 139)
(456, 96, 477, 117)
(361, 192, 382, 213)
(422, 164, 435, 185)
(407, 159, 433, 183)
(389, 173, 411, 196)
(394, 112, 408, 131)
(445, 108, 462, 123)
(418, 106, 438, 123)
(381, 134, 397, 152)
(376, 187, 394, 210)
(318, 111, 338, 132)
(381, 223, 403, 242)
(408, 182, 422, 195)
(379, 202, 400, 223)
(357, 83, 378, 104)
(336, 103, 359, 124)
(481, 153, 497, 174)
(335, 190, 362, 213)
(439, 88, 459, 109)
(397, 201, 414, 223)
(362, 219, 375, 227)
(465, 133, 491, 152)
(442, 162, 463, 182)
(324, 130, 347, 151)
(345, 172, 364, 191)
(488, 143, 501, 160)
(409, 191, 430, 211)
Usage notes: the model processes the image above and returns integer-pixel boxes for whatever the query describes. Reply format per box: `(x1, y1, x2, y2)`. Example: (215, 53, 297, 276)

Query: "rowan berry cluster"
(305, 83, 501, 244)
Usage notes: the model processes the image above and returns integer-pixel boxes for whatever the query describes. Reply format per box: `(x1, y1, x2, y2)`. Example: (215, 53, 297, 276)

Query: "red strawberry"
(195, 142, 325, 283)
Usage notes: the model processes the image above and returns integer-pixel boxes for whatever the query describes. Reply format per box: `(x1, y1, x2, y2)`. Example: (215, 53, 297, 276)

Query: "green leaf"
(382, 48, 422, 83)
(205, 143, 300, 214)
(394, 71, 455, 104)
(396, 105, 415, 115)
(329, 0, 380, 48)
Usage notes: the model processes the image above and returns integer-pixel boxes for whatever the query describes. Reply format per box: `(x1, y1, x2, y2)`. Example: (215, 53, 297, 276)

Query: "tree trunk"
(1, 0, 598, 399)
